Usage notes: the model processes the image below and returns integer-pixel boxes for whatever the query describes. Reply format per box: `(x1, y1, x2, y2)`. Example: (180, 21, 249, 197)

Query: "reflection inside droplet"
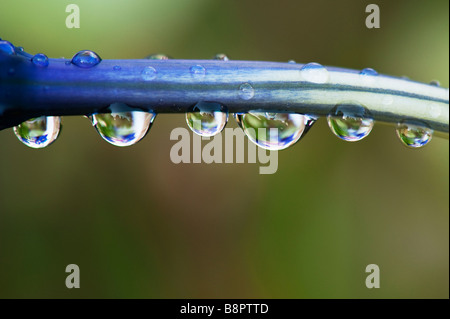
(92, 105, 156, 147)
(186, 102, 228, 137)
(327, 104, 374, 142)
(13, 116, 61, 148)
(396, 120, 433, 148)
(236, 112, 314, 150)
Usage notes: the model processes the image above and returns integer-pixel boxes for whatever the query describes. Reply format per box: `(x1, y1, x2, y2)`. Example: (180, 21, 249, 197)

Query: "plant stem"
(1, 51, 448, 137)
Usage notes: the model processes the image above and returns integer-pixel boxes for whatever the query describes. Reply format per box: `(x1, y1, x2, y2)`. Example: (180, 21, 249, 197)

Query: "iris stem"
(1, 50, 448, 137)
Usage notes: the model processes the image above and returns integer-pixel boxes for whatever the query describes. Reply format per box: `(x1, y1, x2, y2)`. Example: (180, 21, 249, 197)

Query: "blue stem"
(0, 42, 448, 136)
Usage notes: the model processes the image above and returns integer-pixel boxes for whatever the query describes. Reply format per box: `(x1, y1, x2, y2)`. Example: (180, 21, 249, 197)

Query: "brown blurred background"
(0, 0, 448, 298)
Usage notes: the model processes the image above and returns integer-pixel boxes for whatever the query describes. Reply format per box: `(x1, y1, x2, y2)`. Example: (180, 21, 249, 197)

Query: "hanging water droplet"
(395, 121, 433, 148)
(360, 68, 378, 84)
(327, 104, 374, 142)
(83, 114, 97, 126)
(145, 54, 170, 60)
(236, 112, 313, 150)
(13, 116, 61, 148)
(213, 53, 229, 61)
(238, 83, 255, 100)
(141, 66, 157, 81)
(265, 112, 278, 120)
(186, 102, 228, 137)
(0, 40, 16, 55)
(92, 105, 156, 147)
(71, 50, 102, 68)
(190, 65, 206, 79)
(31, 53, 49, 67)
(300, 62, 329, 84)
(234, 113, 243, 128)
(113, 65, 121, 71)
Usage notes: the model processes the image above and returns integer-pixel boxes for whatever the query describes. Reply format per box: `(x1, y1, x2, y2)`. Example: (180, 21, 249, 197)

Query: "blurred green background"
(0, 0, 448, 298)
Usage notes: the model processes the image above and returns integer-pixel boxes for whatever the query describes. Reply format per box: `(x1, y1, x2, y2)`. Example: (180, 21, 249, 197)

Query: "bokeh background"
(0, 0, 448, 298)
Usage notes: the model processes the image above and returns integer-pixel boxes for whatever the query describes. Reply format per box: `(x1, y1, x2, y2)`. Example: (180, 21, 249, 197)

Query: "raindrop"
(31, 53, 49, 67)
(0, 40, 16, 55)
(327, 104, 374, 142)
(429, 104, 441, 118)
(190, 65, 206, 79)
(288, 60, 296, 64)
(71, 50, 102, 68)
(13, 116, 61, 148)
(213, 53, 229, 61)
(146, 54, 170, 60)
(92, 104, 156, 147)
(236, 112, 314, 150)
(141, 66, 157, 81)
(186, 102, 228, 137)
(300, 62, 329, 84)
(238, 83, 255, 100)
(360, 68, 378, 76)
(396, 120, 433, 148)
(113, 65, 121, 71)
(360, 68, 378, 84)
(17, 46, 24, 52)
(382, 95, 394, 106)
(429, 80, 440, 87)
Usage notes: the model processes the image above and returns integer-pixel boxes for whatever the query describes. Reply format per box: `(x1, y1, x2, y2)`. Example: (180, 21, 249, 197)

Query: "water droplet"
(382, 95, 394, 106)
(213, 53, 229, 61)
(190, 65, 206, 79)
(146, 54, 170, 60)
(84, 114, 97, 126)
(429, 104, 441, 118)
(238, 83, 255, 100)
(396, 120, 433, 148)
(141, 66, 157, 81)
(360, 68, 378, 84)
(71, 50, 102, 68)
(234, 113, 243, 128)
(288, 60, 296, 64)
(327, 104, 374, 142)
(65, 61, 71, 66)
(113, 65, 121, 71)
(13, 116, 61, 148)
(0, 40, 16, 55)
(300, 62, 329, 84)
(236, 112, 313, 150)
(429, 80, 440, 87)
(92, 105, 156, 147)
(360, 68, 378, 76)
(17, 46, 24, 52)
(186, 102, 228, 137)
(31, 53, 49, 67)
